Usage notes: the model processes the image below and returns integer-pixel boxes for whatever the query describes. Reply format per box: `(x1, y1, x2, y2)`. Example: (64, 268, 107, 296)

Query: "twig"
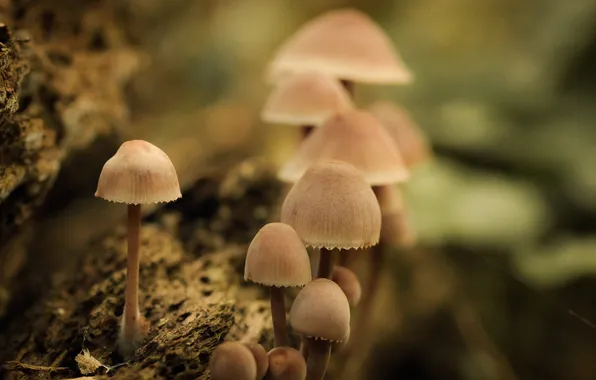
(3, 361, 70, 373)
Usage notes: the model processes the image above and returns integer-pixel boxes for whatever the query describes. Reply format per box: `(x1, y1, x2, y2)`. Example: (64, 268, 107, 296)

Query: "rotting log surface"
(0, 159, 283, 379)
(0, 0, 138, 317)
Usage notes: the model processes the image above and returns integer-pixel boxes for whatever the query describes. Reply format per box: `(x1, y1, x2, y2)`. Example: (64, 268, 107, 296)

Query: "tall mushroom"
(281, 160, 381, 279)
(95, 140, 181, 356)
(261, 71, 353, 139)
(245, 222, 312, 347)
(290, 278, 350, 380)
(266, 8, 412, 96)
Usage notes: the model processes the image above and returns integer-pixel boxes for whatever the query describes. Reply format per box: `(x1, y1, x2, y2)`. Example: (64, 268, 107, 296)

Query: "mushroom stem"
(270, 287, 290, 347)
(119, 204, 147, 355)
(306, 338, 331, 380)
(340, 79, 354, 97)
(300, 337, 310, 360)
(301, 125, 315, 140)
(317, 248, 334, 279)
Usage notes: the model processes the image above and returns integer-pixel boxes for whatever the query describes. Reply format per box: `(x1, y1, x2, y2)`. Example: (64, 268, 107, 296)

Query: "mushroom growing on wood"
(281, 160, 381, 279)
(266, 347, 307, 380)
(95, 140, 181, 356)
(290, 279, 350, 380)
(245, 222, 312, 346)
(266, 8, 412, 96)
(209, 342, 258, 380)
(261, 71, 353, 139)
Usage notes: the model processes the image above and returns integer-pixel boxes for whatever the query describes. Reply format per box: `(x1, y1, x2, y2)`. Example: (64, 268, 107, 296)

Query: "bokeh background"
(2, 0, 596, 379)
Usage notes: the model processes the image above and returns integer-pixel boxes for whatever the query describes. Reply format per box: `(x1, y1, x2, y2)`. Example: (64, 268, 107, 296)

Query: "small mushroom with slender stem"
(281, 160, 382, 279)
(331, 266, 362, 307)
(210, 342, 258, 380)
(290, 279, 350, 380)
(368, 100, 432, 169)
(266, 347, 307, 380)
(245, 223, 312, 347)
(262, 71, 353, 140)
(266, 8, 413, 96)
(95, 140, 181, 356)
(244, 342, 269, 380)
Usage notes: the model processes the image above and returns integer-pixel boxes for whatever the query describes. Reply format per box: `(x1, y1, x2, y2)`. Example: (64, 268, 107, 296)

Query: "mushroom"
(280, 160, 381, 279)
(245, 222, 312, 346)
(261, 71, 353, 139)
(290, 279, 350, 380)
(331, 266, 362, 307)
(210, 342, 258, 380)
(244, 342, 269, 380)
(95, 140, 181, 356)
(368, 100, 432, 169)
(277, 109, 409, 185)
(266, 347, 307, 380)
(266, 8, 412, 96)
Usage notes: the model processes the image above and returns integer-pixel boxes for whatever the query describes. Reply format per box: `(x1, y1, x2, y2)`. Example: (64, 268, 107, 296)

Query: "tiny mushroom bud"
(266, 347, 307, 380)
(290, 279, 350, 380)
(244, 342, 269, 380)
(95, 140, 181, 356)
(331, 266, 362, 307)
(281, 160, 381, 279)
(210, 342, 258, 380)
(261, 71, 353, 139)
(245, 223, 312, 347)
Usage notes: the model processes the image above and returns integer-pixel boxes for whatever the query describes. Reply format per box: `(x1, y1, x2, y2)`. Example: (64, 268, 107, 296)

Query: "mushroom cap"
(332, 326, 351, 353)
(209, 342, 257, 380)
(281, 160, 381, 250)
(266, 8, 412, 85)
(262, 71, 353, 126)
(369, 101, 432, 168)
(95, 140, 181, 204)
(266, 347, 307, 380)
(331, 266, 362, 307)
(243, 342, 269, 380)
(278, 109, 410, 186)
(289, 278, 350, 341)
(245, 223, 312, 287)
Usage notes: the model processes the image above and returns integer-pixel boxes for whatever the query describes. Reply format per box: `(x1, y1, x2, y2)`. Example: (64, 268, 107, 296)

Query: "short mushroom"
(95, 140, 181, 356)
(210, 342, 258, 380)
(368, 100, 431, 169)
(266, 347, 307, 380)
(244, 342, 269, 380)
(266, 8, 412, 95)
(281, 160, 381, 279)
(245, 223, 312, 346)
(331, 266, 362, 307)
(290, 279, 350, 380)
(261, 71, 353, 139)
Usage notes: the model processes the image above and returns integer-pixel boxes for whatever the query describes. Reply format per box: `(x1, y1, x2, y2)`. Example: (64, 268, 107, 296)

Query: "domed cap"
(245, 223, 312, 287)
(281, 160, 381, 250)
(209, 342, 257, 380)
(331, 266, 362, 307)
(289, 278, 350, 342)
(262, 71, 353, 126)
(369, 101, 431, 168)
(267, 8, 412, 85)
(266, 347, 307, 380)
(95, 140, 181, 204)
(243, 342, 269, 380)
(278, 109, 410, 186)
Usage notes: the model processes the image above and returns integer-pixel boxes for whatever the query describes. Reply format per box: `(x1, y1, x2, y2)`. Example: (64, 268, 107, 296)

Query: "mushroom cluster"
(213, 7, 431, 380)
(93, 7, 430, 380)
